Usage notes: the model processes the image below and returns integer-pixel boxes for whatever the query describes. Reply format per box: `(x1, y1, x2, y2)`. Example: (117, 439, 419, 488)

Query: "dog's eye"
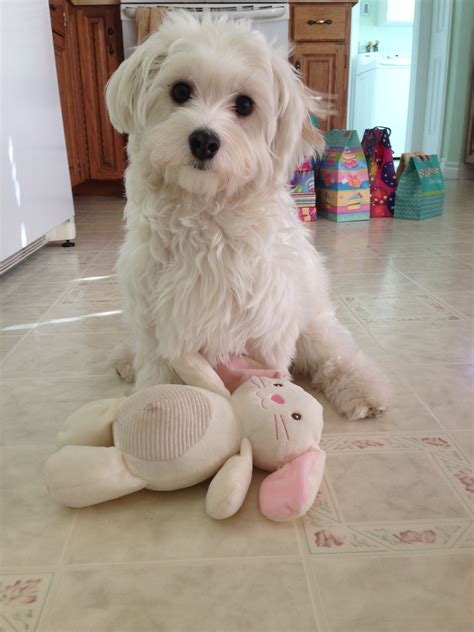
(234, 95, 254, 117)
(274, 383, 283, 387)
(171, 82, 192, 104)
(291, 413, 302, 421)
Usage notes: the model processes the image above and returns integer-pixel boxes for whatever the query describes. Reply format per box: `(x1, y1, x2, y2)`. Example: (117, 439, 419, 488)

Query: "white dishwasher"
(120, 2, 289, 58)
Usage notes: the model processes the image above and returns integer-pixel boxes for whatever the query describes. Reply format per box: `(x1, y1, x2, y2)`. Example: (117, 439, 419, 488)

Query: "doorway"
(347, 0, 453, 160)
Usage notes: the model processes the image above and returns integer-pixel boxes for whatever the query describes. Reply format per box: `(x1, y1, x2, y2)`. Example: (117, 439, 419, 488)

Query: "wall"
(358, 0, 414, 54)
(441, 0, 474, 170)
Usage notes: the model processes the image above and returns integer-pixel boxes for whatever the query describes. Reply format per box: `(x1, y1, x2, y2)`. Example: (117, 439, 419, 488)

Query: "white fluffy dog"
(106, 11, 390, 420)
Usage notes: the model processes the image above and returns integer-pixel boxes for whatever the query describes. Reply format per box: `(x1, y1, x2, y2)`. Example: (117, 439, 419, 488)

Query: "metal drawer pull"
(307, 19, 333, 25)
(107, 27, 114, 55)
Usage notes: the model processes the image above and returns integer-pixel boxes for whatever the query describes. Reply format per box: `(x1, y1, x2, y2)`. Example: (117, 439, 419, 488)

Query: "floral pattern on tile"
(0, 574, 52, 632)
(304, 433, 473, 555)
(344, 293, 462, 324)
(324, 433, 467, 463)
(303, 514, 385, 555)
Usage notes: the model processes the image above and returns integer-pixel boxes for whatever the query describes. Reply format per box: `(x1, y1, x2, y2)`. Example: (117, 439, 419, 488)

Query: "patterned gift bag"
(362, 127, 398, 218)
(394, 154, 445, 220)
(290, 157, 317, 222)
(290, 115, 320, 222)
(316, 130, 370, 222)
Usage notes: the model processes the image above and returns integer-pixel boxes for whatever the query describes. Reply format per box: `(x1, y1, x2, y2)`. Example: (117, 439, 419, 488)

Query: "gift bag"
(396, 152, 427, 180)
(316, 130, 370, 222)
(290, 116, 320, 222)
(290, 156, 317, 222)
(362, 127, 398, 218)
(394, 154, 445, 220)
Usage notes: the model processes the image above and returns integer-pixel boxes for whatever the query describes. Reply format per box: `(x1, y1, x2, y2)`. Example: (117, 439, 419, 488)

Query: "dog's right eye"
(171, 82, 192, 104)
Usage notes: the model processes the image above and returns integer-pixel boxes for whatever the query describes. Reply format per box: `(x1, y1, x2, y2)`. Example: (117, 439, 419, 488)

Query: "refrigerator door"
(0, 0, 74, 263)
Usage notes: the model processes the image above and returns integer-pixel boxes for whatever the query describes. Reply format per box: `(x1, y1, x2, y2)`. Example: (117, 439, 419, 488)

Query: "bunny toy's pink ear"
(259, 449, 326, 522)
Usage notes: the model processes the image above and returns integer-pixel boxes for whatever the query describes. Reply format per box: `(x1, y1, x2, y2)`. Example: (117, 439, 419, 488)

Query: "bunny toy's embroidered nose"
(271, 394, 285, 405)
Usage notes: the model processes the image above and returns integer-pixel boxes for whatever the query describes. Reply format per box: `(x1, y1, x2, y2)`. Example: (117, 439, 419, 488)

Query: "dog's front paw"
(326, 371, 392, 421)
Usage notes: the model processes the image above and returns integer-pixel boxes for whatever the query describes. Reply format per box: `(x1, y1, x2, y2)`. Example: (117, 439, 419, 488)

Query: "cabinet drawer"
(291, 4, 347, 42)
(49, 0, 67, 36)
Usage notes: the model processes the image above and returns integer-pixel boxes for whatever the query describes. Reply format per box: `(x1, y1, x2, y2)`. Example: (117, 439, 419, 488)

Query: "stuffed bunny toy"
(45, 354, 325, 522)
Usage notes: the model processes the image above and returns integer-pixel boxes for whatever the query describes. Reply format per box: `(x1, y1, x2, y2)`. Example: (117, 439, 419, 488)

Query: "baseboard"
(440, 160, 460, 179)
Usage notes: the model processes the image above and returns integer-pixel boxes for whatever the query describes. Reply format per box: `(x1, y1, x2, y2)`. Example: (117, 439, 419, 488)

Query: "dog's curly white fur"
(106, 12, 390, 420)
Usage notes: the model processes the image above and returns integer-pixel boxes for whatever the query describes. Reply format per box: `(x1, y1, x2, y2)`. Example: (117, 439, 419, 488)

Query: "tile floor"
(0, 181, 473, 632)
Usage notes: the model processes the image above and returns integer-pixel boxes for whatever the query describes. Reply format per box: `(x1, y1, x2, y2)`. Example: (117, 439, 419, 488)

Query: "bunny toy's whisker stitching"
(250, 378, 260, 388)
(258, 376, 265, 387)
(280, 414, 289, 440)
(273, 414, 279, 440)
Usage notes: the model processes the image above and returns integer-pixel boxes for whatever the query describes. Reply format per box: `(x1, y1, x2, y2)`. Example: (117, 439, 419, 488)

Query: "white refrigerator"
(0, 0, 75, 271)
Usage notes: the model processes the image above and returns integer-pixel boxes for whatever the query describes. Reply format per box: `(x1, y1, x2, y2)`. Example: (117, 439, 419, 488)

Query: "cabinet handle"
(295, 60, 301, 71)
(107, 27, 114, 55)
(307, 19, 333, 25)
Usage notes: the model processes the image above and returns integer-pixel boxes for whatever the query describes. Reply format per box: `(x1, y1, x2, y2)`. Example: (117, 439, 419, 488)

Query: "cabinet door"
(293, 42, 347, 132)
(53, 31, 86, 187)
(76, 7, 126, 180)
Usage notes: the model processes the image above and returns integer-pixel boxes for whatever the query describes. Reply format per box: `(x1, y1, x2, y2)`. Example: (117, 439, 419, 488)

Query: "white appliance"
(352, 52, 411, 158)
(120, 3, 289, 59)
(0, 0, 75, 273)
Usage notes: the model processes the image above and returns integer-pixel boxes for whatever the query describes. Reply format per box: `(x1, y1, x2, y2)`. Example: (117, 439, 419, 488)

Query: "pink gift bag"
(362, 127, 398, 218)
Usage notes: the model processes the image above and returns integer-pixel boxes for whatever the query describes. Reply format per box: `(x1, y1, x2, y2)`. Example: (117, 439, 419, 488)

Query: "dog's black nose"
(188, 129, 220, 161)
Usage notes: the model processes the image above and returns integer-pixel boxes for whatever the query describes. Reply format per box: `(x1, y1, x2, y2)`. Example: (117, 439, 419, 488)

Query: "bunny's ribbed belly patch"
(115, 386, 211, 462)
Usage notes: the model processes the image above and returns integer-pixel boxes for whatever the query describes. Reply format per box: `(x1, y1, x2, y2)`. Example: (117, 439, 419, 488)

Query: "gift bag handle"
(372, 126, 392, 136)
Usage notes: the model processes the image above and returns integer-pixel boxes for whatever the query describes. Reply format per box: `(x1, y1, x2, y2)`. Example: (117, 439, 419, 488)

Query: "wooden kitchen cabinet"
(50, 2, 125, 187)
(291, 2, 355, 131)
(76, 6, 126, 180)
(51, 2, 89, 186)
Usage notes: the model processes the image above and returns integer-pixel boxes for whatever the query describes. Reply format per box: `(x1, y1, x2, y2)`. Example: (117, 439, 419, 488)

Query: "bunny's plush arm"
(45, 445, 146, 508)
(172, 354, 231, 398)
(206, 438, 253, 519)
(57, 398, 125, 448)
(259, 447, 326, 522)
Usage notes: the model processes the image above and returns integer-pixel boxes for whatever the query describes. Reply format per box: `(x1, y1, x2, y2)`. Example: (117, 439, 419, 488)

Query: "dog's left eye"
(234, 95, 254, 117)
(171, 82, 192, 104)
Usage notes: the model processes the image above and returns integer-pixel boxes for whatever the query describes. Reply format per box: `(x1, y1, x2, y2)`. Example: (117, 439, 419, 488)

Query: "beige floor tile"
(367, 321, 474, 366)
(388, 254, 471, 273)
(1, 332, 122, 377)
(0, 446, 76, 566)
(326, 451, 469, 522)
(401, 267, 474, 293)
(67, 470, 299, 565)
(0, 305, 48, 336)
(35, 302, 127, 335)
(60, 277, 121, 305)
(311, 554, 472, 632)
(1, 375, 128, 445)
(0, 336, 24, 361)
(325, 257, 387, 274)
(433, 291, 474, 318)
(449, 430, 474, 461)
(402, 364, 474, 430)
(331, 270, 419, 295)
(1, 282, 72, 307)
(47, 560, 317, 632)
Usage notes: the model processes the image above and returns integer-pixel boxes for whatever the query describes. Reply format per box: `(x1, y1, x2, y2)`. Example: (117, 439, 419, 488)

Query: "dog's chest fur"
(121, 189, 307, 362)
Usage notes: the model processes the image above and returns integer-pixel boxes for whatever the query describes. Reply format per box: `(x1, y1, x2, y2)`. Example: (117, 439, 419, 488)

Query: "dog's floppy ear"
(270, 49, 328, 180)
(105, 33, 167, 134)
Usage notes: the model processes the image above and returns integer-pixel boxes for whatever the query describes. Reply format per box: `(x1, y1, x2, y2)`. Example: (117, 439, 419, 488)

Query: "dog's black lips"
(193, 162, 207, 171)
